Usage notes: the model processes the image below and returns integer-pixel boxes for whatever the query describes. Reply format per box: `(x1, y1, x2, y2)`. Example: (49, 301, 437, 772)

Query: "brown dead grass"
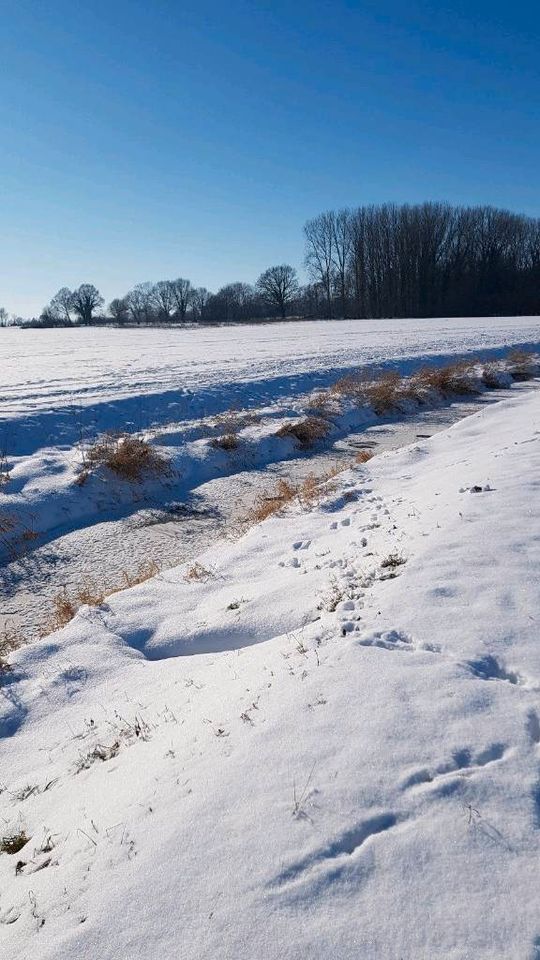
(0, 623, 25, 675)
(328, 369, 406, 413)
(329, 371, 369, 402)
(211, 409, 261, 432)
(305, 391, 343, 418)
(84, 433, 169, 482)
(507, 349, 536, 380)
(410, 360, 479, 397)
(0, 454, 10, 486)
(363, 371, 403, 414)
(184, 562, 214, 582)
(211, 433, 239, 451)
(355, 449, 374, 463)
(246, 468, 341, 526)
(481, 363, 505, 388)
(1, 831, 30, 855)
(48, 560, 162, 632)
(275, 417, 331, 449)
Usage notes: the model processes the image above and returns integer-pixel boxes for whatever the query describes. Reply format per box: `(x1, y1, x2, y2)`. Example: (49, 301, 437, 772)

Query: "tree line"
(304, 202, 540, 319)
(11, 266, 301, 327)
(3, 201, 539, 328)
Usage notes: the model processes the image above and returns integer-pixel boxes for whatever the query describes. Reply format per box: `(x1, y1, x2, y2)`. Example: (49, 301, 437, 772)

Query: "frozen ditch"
(0, 385, 524, 641)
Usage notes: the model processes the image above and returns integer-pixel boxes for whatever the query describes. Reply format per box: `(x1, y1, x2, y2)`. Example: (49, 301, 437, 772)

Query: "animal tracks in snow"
(464, 654, 529, 687)
(401, 743, 507, 793)
(357, 629, 440, 654)
(526, 710, 540, 745)
(270, 812, 401, 891)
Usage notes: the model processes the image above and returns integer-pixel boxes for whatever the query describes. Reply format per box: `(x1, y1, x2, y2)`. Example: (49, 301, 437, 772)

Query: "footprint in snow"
(357, 629, 440, 654)
(464, 654, 528, 687)
(526, 710, 540, 745)
(270, 812, 401, 891)
(401, 742, 507, 792)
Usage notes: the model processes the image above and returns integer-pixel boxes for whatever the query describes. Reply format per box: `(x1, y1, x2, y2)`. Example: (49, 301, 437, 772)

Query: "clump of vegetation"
(50, 585, 105, 630)
(275, 416, 331, 449)
(380, 552, 407, 569)
(211, 409, 261, 432)
(507, 349, 536, 381)
(329, 371, 369, 402)
(410, 360, 479, 397)
(184, 562, 214, 582)
(363, 371, 403, 414)
(248, 478, 298, 523)
(0, 449, 10, 486)
(48, 560, 162, 632)
(305, 391, 342, 419)
(1, 831, 30, 855)
(83, 433, 169, 482)
(355, 449, 374, 463)
(76, 740, 121, 771)
(246, 468, 340, 526)
(0, 623, 25, 675)
(211, 433, 239, 451)
(481, 363, 507, 389)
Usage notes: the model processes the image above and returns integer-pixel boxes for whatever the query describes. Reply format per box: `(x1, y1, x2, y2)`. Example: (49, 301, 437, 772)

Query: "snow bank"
(1, 386, 540, 958)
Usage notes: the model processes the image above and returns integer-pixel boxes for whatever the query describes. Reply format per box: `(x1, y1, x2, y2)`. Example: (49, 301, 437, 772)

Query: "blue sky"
(1, 0, 539, 316)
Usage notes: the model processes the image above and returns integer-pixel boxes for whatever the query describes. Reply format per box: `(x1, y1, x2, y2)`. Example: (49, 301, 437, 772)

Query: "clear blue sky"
(1, 0, 539, 316)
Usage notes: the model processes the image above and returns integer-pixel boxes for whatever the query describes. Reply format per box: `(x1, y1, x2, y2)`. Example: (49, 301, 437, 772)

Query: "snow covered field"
(3, 316, 540, 434)
(1, 383, 540, 959)
(2, 317, 540, 640)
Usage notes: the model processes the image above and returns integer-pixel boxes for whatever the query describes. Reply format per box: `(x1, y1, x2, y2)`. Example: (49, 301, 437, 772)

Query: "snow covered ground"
(3, 317, 540, 451)
(2, 383, 540, 959)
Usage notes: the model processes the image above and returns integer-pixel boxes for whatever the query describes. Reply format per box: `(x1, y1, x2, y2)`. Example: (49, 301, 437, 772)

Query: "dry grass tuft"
(410, 360, 478, 397)
(329, 371, 369, 402)
(363, 371, 403, 414)
(0, 623, 25, 674)
(50, 585, 105, 630)
(275, 417, 331, 449)
(0, 451, 10, 486)
(507, 349, 536, 381)
(380, 552, 406, 569)
(85, 433, 169, 482)
(184, 562, 214, 582)
(246, 468, 341, 526)
(247, 478, 298, 523)
(211, 433, 239, 451)
(305, 391, 342, 418)
(1, 831, 30, 855)
(211, 408, 261, 432)
(481, 363, 506, 389)
(48, 560, 162, 632)
(120, 560, 161, 589)
(355, 449, 374, 463)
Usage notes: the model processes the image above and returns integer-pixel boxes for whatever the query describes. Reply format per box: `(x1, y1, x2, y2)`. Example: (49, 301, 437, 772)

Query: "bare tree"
(125, 283, 155, 324)
(192, 287, 210, 322)
(43, 287, 74, 323)
(330, 209, 353, 318)
(171, 278, 193, 321)
(152, 280, 176, 322)
(0, 307, 8, 327)
(256, 264, 299, 318)
(109, 297, 130, 324)
(304, 213, 335, 318)
(70, 284, 104, 325)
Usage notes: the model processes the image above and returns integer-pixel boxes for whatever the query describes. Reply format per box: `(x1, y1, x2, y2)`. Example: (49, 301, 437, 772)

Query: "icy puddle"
(0, 388, 526, 640)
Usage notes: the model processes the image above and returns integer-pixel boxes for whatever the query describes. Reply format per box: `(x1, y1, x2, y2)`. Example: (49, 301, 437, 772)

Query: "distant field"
(3, 316, 540, 423)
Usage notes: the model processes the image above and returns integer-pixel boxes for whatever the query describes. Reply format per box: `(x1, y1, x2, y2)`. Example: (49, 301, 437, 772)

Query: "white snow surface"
(2, 385, 540, 959)
(3, 317, 540, 433)
(2, 317, 540, 569)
